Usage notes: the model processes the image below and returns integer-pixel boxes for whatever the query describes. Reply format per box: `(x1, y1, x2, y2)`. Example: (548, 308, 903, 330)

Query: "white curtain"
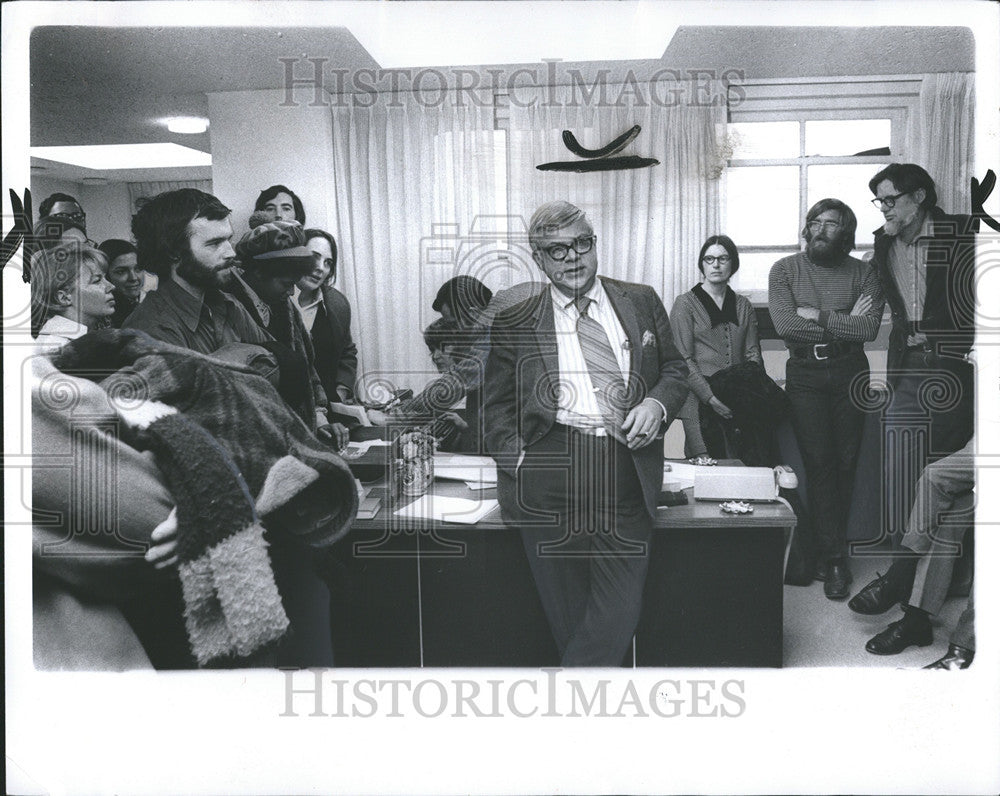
(330, 91, 497, 398)
(127, 180, 213, 215)
(907, 73, 975, 215)
(508, 81, 726, 309)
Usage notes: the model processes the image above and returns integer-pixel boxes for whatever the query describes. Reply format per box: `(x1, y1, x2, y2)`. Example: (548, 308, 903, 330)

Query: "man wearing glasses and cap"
(484, 200, 689, 666)
(768, 199, 885, 600)
(847, 164, 977, 611)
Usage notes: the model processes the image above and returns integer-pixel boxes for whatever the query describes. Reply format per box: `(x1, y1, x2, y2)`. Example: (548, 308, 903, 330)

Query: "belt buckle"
(813, 343, 829, 361)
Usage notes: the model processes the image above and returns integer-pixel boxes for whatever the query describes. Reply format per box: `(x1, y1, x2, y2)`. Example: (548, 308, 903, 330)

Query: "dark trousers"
(502, 424, 652, 666)
(882, 351, 973, 547)
(785, 351, 869, 562)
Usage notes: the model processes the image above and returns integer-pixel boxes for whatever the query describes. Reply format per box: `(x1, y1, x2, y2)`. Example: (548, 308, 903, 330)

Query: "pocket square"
(642, 330, 656, 347)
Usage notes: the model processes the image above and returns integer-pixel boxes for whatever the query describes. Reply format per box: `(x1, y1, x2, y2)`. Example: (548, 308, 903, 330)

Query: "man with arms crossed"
(485, 200, 688, 666)
(769, 199, 885, 600)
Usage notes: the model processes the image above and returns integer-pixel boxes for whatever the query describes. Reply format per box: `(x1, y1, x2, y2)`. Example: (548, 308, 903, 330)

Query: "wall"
(206, 90, 338, 241)
(30, 175, 133, 243)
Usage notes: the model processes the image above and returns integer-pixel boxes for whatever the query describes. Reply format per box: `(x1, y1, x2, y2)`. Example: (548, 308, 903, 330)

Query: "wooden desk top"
(351, 472, 797, 533)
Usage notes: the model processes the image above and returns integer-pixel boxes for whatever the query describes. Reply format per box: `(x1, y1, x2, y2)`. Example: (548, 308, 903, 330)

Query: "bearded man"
(124, 188, 271, 352)
(768, 199, 885, 599)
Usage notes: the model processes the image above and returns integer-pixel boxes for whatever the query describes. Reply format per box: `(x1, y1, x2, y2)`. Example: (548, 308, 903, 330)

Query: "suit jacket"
(871, 207, 977, 381)
(313, 285, 358, 399)
(484, 277, 689, 517)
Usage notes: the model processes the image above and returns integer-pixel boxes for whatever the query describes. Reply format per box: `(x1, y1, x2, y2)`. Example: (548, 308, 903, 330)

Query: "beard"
(806, 233, 842, 265)
(175, 248, 233, 289)
(882, 205, 921, 237)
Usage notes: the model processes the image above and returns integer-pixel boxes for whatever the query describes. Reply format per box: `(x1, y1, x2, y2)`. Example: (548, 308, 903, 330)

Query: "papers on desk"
(343, 439, 390, 458)
(393, 495, 499, 524)
(662, 461, 699, 490)
(433, 454, 497, 487)
(330, 402, 371, 426)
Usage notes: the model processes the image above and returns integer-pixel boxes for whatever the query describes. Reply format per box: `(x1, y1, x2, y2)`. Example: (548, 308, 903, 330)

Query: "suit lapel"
(530, 285, 560, 376)
(601, 278, 642, 376)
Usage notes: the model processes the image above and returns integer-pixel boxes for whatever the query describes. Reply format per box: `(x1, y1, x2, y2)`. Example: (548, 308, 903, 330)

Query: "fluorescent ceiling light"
(348, 4, 676, 67)
(30, 143, 211, 170)
(165, 116, 210, 134)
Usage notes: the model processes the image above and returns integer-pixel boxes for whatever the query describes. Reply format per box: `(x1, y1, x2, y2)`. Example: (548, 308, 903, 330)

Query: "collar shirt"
(292, 285, 325, 332)
(550, 279, 630, 432)
(888, 214, 932, 323)
(124, 275, 271, 355)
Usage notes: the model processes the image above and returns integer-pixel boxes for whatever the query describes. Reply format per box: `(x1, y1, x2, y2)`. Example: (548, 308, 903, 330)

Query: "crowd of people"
(28, 162, 977, 670)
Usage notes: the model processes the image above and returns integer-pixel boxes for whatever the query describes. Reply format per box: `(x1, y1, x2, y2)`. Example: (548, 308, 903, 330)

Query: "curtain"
(127, 180, 213, 215)
(330, 91, 497, 399)
(508, 80, 726, 309)
(907, 73, 975, 215)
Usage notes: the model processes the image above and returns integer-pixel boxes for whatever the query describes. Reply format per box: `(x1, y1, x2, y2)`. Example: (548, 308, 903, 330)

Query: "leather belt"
(789, 342, 863, 361)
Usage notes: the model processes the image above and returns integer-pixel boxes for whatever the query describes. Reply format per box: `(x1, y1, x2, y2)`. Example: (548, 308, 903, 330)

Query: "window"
(722, 77, 920, 299)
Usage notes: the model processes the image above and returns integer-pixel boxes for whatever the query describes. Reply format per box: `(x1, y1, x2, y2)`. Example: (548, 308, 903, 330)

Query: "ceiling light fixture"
(30, 143, 212, 170)
(165, 116, 210, 135)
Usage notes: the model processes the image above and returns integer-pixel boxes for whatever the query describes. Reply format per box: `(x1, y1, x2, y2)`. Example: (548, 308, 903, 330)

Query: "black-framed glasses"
(702, 254, 731, 265)
(871, 191, 911, 211)
(542, 235, 596, 261)
(806, 220, 842, 233)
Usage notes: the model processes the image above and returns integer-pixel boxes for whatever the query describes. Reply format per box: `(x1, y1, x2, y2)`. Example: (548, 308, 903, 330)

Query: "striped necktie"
(575, 295, 627, 442)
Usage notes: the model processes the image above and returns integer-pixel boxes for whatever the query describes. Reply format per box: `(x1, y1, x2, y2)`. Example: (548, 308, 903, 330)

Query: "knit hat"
(236, 215, 313, 274)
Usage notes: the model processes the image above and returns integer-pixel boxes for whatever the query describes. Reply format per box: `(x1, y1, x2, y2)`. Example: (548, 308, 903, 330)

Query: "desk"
(326, 463, 795, 668)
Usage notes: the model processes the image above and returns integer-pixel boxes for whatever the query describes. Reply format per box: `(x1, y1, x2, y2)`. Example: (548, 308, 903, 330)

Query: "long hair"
(803, 198, 858, 254)
(303, 228, 338, 284)
(30, 243, 108, 337)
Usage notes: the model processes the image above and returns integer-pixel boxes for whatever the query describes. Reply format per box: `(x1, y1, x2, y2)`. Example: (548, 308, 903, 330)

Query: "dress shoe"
(823, 560, 852, 600)
(848, 571, 905, 615)
(923, 644, 974, 670)
(866, 618, 933, 655)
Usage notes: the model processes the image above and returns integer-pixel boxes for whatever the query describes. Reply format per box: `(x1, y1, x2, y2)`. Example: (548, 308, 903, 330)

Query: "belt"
(904, 343, 935, 355)
(789, 342, 863, 361)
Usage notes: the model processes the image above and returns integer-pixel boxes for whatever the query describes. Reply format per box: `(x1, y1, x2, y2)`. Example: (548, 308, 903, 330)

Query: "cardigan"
(670, 287, 761, 404)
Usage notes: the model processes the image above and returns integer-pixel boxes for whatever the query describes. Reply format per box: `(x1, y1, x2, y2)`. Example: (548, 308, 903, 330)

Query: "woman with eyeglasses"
(294, 228, 359, 404)
(670, 235, 762, 460)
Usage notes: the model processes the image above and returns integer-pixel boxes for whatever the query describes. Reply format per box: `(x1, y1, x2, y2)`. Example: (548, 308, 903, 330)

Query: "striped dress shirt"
(551, 280, 630, 433)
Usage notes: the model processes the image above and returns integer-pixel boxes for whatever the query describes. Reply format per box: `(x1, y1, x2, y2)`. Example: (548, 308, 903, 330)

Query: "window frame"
(723, 76, 921, 303)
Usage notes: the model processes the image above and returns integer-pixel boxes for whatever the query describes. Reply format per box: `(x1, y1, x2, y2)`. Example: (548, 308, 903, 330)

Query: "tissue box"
(693, 466, 777, 502)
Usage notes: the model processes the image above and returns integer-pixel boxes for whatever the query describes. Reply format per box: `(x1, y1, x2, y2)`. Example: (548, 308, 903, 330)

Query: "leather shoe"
(866, 618, 933, 655)
(848, 571, 905, 615)
(823, 560, 852, 600)
(923, 644, 974, 670)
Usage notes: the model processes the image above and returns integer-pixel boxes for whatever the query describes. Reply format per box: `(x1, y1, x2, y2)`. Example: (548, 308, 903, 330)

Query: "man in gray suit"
(484, 200, 689, 666)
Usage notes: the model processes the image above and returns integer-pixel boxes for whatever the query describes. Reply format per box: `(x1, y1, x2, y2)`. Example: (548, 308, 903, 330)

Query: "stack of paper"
(661, 461, 699, 490)
(393, 495, 499, 525)
(433, 454, 498, 489)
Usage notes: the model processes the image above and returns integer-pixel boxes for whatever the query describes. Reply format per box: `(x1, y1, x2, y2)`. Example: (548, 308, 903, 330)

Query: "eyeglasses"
(806, 220, 842, 233)
(702, 254, 731, 265)
(542, 235, 596, 261)
(871, 191, 911, 211)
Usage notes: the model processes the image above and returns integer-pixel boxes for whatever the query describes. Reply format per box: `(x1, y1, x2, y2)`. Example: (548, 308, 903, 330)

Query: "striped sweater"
(768, 252, 884, 345)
